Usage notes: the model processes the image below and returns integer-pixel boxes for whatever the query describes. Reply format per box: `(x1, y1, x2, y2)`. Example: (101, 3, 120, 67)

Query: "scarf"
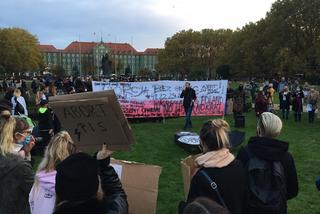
(195, 148, 235, 168)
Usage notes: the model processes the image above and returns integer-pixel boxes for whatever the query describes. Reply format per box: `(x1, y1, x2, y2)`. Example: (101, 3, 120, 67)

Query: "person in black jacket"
(279, 86, 291, 120)
(36, 99, 54, 155)
(237, 112, 298, 214)
(53, 145, 128, 214)
(180, 82, 197, 130)
(292, 87, 304, 122)
(186, 119, 246, 214)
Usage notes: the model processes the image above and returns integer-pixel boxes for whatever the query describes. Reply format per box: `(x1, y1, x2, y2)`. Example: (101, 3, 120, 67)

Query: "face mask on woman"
(17, 133, 33, 147)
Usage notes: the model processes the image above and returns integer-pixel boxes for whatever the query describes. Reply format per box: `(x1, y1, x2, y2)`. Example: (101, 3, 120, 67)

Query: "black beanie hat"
(55, 152, 99, 201)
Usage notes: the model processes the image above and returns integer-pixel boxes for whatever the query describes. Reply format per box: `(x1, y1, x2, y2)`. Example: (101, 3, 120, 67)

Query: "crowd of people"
(229, 77, 320, 123)
(0, 75, 318, 214)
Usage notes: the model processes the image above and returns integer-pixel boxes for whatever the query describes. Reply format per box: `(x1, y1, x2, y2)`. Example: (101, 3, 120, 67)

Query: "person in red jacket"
(254, 88, 267, 118)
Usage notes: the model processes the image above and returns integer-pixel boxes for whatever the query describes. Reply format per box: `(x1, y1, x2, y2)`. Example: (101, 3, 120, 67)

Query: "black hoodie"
(237, 136, 299, 202)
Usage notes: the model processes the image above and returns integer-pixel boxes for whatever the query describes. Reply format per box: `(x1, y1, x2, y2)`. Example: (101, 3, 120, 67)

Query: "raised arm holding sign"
(49, 90, 135, 151)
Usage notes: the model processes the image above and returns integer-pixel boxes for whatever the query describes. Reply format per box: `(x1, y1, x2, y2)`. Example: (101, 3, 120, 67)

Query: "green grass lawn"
(32, 111, 320, 213)
(108, 112, 320, 214)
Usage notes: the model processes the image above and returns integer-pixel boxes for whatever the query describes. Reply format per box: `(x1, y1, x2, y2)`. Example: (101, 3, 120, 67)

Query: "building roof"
(38, 42, 161, 55)
(38, 45, 59, 52)
(64, 41, 96, 53)
(63, 41, 138, 54)
(106, 42, 138, 54)
(143, 48, 161, 55)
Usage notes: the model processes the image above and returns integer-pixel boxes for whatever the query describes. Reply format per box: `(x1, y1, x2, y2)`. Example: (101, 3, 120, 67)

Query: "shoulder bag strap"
(199, 170, 227, 208)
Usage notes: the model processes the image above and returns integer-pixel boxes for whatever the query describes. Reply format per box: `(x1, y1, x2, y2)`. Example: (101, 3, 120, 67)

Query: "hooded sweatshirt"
(0, 153, 34, 214)
(237, 136, 299, 201)
(29, 170, 57, 214)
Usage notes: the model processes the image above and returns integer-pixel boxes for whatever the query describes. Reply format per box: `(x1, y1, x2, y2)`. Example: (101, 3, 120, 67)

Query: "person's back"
(186, 119, 246, 214)
(29, 131, 76, 214)
(0, 154, 33, 214)
(237, 112, 298, 214)
(188, 160, 246, 214)
(53, 151, 128, 214)
(183, 197, 231, 214)
(11, 89, 28, 116)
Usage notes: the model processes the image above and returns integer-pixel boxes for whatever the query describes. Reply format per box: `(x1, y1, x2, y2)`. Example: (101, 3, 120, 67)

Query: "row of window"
(44, 53, 156, 61)
(46, 59, 154, 68)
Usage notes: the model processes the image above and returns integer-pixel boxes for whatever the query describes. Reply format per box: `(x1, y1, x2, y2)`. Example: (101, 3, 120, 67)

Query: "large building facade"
(39, 41, 160, 76)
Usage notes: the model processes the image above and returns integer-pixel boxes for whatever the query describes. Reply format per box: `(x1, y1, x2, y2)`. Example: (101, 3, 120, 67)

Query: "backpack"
(245, 148, 287, 213)
(14, 97, 25, 115)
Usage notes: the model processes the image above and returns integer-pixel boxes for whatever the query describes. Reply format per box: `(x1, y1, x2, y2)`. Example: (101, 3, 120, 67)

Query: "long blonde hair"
(0, 115, 29, 156)
(37, 131, 76, 173)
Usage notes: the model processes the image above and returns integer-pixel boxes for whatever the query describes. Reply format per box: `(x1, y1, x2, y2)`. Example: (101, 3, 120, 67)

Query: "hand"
(97, 143, 113, 160)
(21, 136, 36, 155)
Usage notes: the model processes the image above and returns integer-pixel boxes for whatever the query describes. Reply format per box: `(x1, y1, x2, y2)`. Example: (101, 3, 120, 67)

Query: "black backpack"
(14, 97, 25, 115)
(245, 148, 287, 213)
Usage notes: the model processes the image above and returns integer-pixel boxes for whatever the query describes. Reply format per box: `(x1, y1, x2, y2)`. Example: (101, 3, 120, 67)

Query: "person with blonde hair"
(185, 119, 246, 214)
(11, 88, 28, 116)
(29, 131, 76, 214)
(237, 112, 298, 214)
(266, 83, 275, 112)
(0, 115, 35, 214)
(307, 88, 319, 123)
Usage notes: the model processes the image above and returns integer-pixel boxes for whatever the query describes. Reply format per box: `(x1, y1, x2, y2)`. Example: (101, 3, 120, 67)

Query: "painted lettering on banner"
(92, 80, 227, 118)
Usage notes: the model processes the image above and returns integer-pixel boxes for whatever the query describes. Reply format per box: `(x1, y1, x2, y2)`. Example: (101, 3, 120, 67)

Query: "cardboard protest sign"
(181, 155, 200, 199)
(49, 90, 135, 151)
(92, 80, 228, 118)
(111, 159, 162, 214)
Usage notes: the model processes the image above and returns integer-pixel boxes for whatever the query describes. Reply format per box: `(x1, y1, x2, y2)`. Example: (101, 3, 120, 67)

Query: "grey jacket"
(0, 153, 34, 214)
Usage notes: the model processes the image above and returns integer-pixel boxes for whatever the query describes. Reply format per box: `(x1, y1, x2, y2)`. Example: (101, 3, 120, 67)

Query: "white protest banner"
(92, 80, 228, 118)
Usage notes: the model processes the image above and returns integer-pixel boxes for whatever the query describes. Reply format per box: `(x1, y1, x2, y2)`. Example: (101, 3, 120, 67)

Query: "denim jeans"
(309, 110, 315, 123)
(184, 106, 193, 129)
(294, 112, 301, 121)
(282, 109, 289, 119)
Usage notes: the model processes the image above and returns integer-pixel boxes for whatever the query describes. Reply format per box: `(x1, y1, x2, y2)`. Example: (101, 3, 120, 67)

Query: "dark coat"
(255, 94, 267, 117)
(233, 89, 246, 114)
(180, 88, 197, 108)
(38, 107, 54, 131)
(292, 91, 304, 112)
(236, 137, 299, 214)
(0, 154, 34, 214)
(187, 160, 247, 214)
(279, 91, 291, 110)
(54, 156, 128, 214)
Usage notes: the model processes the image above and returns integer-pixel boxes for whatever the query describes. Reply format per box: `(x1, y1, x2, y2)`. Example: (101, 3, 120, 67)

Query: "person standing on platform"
(180, 82, 197, 130)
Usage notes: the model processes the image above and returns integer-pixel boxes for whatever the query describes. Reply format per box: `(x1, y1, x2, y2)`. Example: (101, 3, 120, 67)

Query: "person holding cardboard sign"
(53, 144, 128, 214)
(184, 119, 246, 214)
(180, 82, 197, 130)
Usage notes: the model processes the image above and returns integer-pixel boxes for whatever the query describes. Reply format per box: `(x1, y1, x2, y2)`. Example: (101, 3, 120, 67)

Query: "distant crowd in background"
(227, 76, 319, 123)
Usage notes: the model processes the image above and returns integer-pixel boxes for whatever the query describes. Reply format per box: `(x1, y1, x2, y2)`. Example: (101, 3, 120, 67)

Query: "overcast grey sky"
(0, 0, 276, 51)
